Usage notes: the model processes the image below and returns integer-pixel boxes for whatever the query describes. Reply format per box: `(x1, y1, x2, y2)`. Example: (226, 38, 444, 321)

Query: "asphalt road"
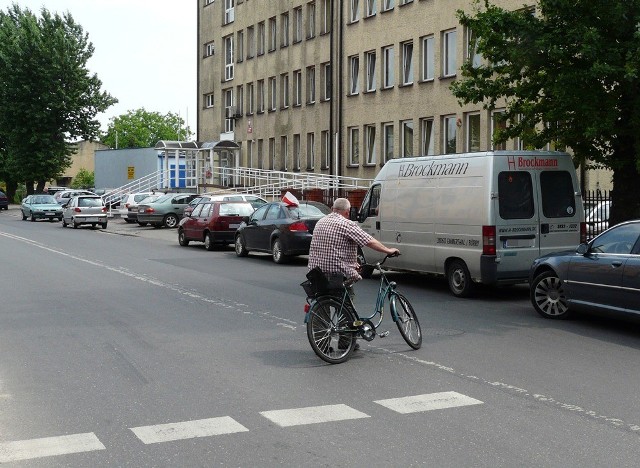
(1, 205, 640, 467)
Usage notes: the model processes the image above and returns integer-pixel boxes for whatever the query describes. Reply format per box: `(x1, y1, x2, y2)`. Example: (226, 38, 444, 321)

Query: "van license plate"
(504, 238, 533, 248)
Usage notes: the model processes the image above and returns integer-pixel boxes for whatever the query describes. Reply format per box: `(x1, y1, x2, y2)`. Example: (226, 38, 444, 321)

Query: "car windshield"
(33, 195, 56, 204)
(153, 194, 173, 204)
(287, 204, 329, 218)
(139, 195, 161, 204)
(78, 197, 103, 207)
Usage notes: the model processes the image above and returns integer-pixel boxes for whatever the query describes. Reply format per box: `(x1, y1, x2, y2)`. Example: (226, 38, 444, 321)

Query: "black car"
(529, 219, 640, 319)
(234, 201, 330, 263)
(0, 190, 8, 210)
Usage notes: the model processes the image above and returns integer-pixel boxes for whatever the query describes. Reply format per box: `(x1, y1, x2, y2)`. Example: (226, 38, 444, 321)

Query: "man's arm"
(366, 238, 400, 256)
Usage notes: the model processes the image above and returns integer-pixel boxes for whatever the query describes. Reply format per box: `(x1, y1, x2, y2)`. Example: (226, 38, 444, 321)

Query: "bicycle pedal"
(378, 330, 390, 338)
(353, 320, 364, 327)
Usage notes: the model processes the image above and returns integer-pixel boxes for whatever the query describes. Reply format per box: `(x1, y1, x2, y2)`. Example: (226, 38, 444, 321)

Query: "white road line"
(374, 391, 483, 414)
(0, 433, 105, 463)
(260, 404, 370, 427)
(130, 417, 249, 444)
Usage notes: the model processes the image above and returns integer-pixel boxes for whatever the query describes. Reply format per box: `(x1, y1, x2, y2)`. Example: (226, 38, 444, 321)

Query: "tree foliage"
(101, 108, 192, 149)
(0, 3, 116, 199)
(450, 0, 640, 224)
(70, 168, 94, 189)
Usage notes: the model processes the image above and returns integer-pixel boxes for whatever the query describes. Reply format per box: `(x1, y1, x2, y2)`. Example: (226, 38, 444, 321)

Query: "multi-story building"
(197, 0, 611, 191)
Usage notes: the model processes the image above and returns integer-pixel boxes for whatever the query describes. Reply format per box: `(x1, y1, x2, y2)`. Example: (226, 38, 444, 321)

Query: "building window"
(224, 0, 234, 25)
(269, 138, 276, 169)
(247, 82, 254, 114)
(293, 70, 302, 106)
(281, 13, 289, 47)
(365, 124, 376, 165)
(281, 136, 288, 170)
(401, 41, 413, 85)
(247, 140, 254, 168)
(321, 130, 330, 168)
(349, 127, 360, 166)
(257, 21, 265, 55)
(257, 79, 264, 112)
(443, 29, 457, 77)
(365, 51, 376, 92)
(281, 73, 290, 108)
(350, 0, 360, 22)
(491, 110, 506, 150)
(421, 35, 434, 81)
(293, 134, 301, 170)
(443, 115, 457, 153)
(204, 41, 215, 57)
(257, 139, 264, 169)
(349, 55, 359, 95)
(466, 27, 481, 68)
(307, 66, 316, 103)
(224, 88, 234, 133)
(401, 120, 413, 157)
(268, 17, 277, 52)
(322, 62, 331, 100)
(365, 0, 376, 17)
(204, 93, 214, 108)
(293, 7, 303, 43)
(466, 113, 481, 152)
(382, 122, 393, 163)
(247, 26, 255, 58)
(224, 35, 234, 81)
(307, 2, 316, 39)
(382, 45, 394, 88)
(382, 0, 394, 11)
(205, 0, 214, 5)
(268, 77, 276, 111)
(236, 31, 243, 62)
(307, 132, 315, 169)
(236, 85, 243, 114)
(399, 0, 413, 4)
(321, 0, 331, 34)
(420, 118, 435, 155)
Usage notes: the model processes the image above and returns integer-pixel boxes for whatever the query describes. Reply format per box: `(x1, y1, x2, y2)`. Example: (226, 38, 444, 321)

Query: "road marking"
(0, 433, 105, 463)
(260, 404, 370, 427)
(130, 417, 249, 444)
(374, 391, 483, 414)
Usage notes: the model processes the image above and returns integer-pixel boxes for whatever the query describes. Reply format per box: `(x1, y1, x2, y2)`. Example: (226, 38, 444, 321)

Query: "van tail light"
(74, 207, 81, 213)
(288, 221, 308, 232)
(580, 222, 587, 243)
(482, 225, 496, 255)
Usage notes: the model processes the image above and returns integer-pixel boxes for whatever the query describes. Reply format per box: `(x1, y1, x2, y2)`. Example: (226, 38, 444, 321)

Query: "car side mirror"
(576, 243, 589, 255)
(242, 216, 250, 224)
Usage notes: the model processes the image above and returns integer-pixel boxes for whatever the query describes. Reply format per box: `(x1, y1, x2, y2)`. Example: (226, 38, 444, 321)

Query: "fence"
(583, 189, 611, 238)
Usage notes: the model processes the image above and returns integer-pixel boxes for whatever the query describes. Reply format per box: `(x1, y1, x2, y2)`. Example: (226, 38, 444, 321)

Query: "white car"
(204, 193, 268, 209)
(54, 189, 96, 205)
(586, 200, 611, 238)
(118, 192, 163, 223)
(62, 195, 108, 229)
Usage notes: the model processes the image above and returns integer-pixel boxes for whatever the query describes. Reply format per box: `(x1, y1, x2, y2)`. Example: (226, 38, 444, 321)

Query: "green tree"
(70, 168, 94, 189)
(450, 0, 640, 225)
(0, 4, 116, 199)
(101, 108, 192, 149)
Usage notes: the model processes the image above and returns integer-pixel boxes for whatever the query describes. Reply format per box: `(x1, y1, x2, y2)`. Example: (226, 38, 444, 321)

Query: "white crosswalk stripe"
(260, 404, 370, 427)
(0, 432, 105, 463)
(130, 416, 249, 444)
(374, 391, 484, 414)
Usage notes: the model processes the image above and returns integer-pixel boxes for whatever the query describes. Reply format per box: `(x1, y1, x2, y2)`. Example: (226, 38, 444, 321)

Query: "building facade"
(197, 0, 611, 190)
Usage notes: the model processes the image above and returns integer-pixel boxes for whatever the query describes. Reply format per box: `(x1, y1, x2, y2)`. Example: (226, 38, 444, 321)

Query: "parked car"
(585, 200, 611, 238)
(0, 190, 8, 210)
(62, 195, 108, 229)
(21, 194, 63, 221)
(182, 194, 210, 219)
(529, 219, 640, 320)
(204, 193, 268, 209)
(234, 201, 330, 263)
(178, 201, 255, 250)
(119, 192, 162, 223)
(44, 186, 67, 196)
(136, 193, 199, 228)
(54, 189, 96, 205)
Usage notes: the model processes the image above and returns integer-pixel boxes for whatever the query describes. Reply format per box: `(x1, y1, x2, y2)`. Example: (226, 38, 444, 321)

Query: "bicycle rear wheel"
(306, 297, 357, 364)
(391, 293, 422, 349)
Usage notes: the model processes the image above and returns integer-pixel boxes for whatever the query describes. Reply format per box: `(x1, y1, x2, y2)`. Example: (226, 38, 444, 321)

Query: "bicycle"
(301, 253, 422, 364)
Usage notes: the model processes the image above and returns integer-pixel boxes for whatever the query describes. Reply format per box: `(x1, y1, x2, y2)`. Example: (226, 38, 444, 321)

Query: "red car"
(178, 201, 255, 250)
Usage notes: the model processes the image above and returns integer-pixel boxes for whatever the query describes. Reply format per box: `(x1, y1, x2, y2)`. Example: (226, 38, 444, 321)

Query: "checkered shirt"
(308, 212, 374, 282)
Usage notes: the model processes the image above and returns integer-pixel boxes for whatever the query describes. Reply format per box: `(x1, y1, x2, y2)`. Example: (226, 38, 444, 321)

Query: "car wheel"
(73, 221, 79, 229)
(164, 214, 179, 228)
(62, 218, 67, 227)
(21, 211, 27, 221)
(447, 259, 474, 298)
(530, 271, 571, 319)
(178, 229, 190, 246)
(235, 234, 248, 257)
(124, 219, 134, 224)
(272, 238, 288, 264)
(357, 247, 374, 279)
(91, 223, 96, 228)
(101, 222, 107, 229)
(137, 222, 148, 227)
(204, 232, 215, 251)
(30, 214, 36, 222)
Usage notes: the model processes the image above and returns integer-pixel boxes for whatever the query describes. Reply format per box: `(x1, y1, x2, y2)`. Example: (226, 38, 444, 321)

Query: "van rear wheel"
(447, 259, 474, 298)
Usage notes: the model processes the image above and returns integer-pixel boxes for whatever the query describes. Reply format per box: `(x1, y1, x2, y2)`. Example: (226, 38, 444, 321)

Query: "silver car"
(62, 195, 108, 229)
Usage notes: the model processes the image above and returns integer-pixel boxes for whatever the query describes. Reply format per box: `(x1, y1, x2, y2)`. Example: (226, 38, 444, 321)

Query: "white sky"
(0, 0, 196, 135)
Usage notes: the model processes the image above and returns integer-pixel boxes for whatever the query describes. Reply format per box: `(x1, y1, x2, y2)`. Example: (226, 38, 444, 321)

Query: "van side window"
(498, 172, 534, 219)
(540, 171, 576, 218)
(359, 184, 381, 220)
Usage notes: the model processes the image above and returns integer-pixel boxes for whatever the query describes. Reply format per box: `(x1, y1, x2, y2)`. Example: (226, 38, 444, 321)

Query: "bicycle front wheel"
(306, 297, 357, 364)
(391, 293, 422, 349)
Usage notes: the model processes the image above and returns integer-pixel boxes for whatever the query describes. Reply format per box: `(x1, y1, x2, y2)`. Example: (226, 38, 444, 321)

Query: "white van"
(355, 151, 586, 297)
